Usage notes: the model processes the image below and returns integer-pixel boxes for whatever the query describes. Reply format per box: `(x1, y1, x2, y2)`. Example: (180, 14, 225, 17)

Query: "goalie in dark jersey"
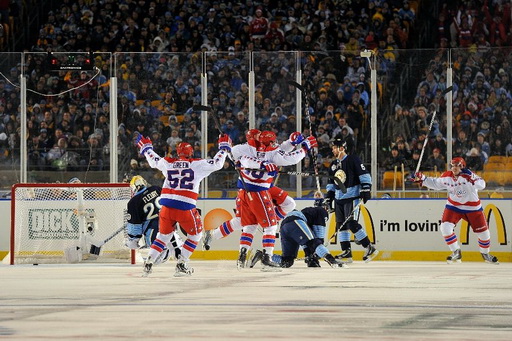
(325, 136, 379, 263)
(124, 175, 183, 265)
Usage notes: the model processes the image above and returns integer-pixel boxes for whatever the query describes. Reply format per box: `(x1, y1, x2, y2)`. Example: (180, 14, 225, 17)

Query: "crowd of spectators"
(0, 0, 511, 189)
(382, 0, 512, 181)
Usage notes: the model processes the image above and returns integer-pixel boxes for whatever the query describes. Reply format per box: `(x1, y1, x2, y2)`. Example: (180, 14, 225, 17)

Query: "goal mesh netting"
(9, 183, 134, 265)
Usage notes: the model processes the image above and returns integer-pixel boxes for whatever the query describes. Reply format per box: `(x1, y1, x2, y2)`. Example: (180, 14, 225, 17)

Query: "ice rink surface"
(1, 260, 511, 341)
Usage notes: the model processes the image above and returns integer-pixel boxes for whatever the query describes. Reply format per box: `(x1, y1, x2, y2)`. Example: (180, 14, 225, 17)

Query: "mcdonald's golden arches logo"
(460, 204, 507, 245)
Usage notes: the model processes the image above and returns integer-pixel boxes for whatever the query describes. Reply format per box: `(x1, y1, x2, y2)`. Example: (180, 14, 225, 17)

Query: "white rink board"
(2, 198, 511, 260)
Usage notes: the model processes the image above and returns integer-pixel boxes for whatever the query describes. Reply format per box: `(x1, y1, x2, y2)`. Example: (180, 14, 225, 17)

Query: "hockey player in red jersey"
(415, 157, 499, 264)
(137, 134, 232, 276)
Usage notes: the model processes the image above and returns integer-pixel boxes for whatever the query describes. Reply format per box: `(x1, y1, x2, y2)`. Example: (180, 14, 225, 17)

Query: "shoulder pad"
(440, 171, 453, 178)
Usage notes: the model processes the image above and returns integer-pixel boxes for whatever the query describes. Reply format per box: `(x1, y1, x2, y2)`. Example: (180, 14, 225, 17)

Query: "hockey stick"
(324, 201, 363, 246)
(409, 86, 453, 181)
(89, 225, 126, 255)
(193, 104, 253, 200)
(288, 80, 322, 194)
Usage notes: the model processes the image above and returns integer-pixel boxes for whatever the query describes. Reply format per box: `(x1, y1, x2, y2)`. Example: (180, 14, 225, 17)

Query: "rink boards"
(1, 198, 511, 262)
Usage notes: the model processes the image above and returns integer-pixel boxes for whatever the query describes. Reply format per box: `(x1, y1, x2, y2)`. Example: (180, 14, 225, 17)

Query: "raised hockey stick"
(324, 201, 363, 247)
(89, 225, 126, 255)
(288, 80, 322, 194)
(193, 104, 253, 200)
(410, 86, 453, 181)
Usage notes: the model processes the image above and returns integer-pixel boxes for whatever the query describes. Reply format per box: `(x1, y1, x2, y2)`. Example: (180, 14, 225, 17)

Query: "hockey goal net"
(9, 183, 134, 265)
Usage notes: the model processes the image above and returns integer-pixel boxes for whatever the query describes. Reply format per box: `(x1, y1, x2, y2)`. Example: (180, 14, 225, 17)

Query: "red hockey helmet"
(450, 157, 466, 168)
(259, 130, 277, 147)
(176, 142, 194, 158)
(246, 129, 261, 148)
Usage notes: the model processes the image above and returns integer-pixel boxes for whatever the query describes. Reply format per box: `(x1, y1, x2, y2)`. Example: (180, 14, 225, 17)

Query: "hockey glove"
(360, 183, 371, 203)
(301, 135, 318, 152)
(460, 168, 473, 176)
(326, 190, 335, 200)
(289, 132, 305, 146)
(414, 172, 426, 184)
(260, 161, 278, 176)
(217, 134, 232, 153)
(459, 169, 476, 185)
(136, 135, 153, 155)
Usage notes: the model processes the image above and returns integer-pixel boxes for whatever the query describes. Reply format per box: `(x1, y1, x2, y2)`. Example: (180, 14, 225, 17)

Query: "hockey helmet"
(246, 129, 261, 148)
(259, 130, 277, 147)
(68, 177, 82, 184)
(330, 134, 347, 149)
(130, 175, 148, 193)
(176, 142, 194, 158)
(450, 157, 466, 168)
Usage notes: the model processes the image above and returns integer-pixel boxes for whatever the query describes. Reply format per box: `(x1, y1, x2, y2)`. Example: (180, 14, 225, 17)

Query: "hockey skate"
(335, 249, 353, 263)
(324, 254, 347, 268)
(305, 255, 321, 267)
(237, 248, 248, 269)
(261, 250, 282, 272)
(363, 244, 379, 263)
(249, 249, 263, 268)
(174, 260, 194, 277)
(203, 230, 212, 250)
(142, 257, 153, 277)
(446, 249, 461, 264)
(481, 252, 499, 265)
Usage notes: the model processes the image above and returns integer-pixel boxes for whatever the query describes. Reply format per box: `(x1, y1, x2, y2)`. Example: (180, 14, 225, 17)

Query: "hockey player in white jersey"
(202, 130, 297, 255)
(415, 157, 499, 264)
(231, 129, 317, 268)
(137, 134, 232, 276)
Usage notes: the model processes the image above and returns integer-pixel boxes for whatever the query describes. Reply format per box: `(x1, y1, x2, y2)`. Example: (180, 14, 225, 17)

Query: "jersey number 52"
(167, 169, 195, 189)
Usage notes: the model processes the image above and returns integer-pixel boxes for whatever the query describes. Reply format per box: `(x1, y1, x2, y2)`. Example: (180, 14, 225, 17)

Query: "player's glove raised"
(136, 135, 153, 155)
(217, 134, 232, 153)
(289, 132, 305, 146)
(460, 168, 476, 184)
(360, 183, 371, 203)
(301, 135, 318, 152)
(414, 172, 426, 183)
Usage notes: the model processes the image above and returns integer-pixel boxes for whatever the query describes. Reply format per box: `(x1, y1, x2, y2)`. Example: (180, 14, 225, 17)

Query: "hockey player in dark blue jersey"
(325, 136, 379, 263)
(249, 196, 345, 269)
(124, 175, 183, 267)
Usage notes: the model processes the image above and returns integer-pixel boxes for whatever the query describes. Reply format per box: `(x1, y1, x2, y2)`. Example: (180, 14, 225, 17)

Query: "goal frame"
(10, 183, 135, 265)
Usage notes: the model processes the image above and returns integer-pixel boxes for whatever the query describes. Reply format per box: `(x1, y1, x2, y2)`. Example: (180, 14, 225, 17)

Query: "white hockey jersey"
(143, 148, 229, 210)
(422, 171, 485, 213)
(232, 142, 306, 192)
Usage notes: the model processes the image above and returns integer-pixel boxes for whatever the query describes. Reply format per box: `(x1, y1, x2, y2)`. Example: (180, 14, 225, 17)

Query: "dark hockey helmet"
(330, 134, 347, 148)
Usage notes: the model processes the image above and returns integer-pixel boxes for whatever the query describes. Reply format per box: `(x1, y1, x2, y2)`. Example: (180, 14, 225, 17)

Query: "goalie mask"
(130, 175, 148, 193)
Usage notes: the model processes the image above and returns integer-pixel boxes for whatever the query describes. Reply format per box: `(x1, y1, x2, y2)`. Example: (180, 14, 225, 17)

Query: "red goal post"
(9, 183, 135, 265)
